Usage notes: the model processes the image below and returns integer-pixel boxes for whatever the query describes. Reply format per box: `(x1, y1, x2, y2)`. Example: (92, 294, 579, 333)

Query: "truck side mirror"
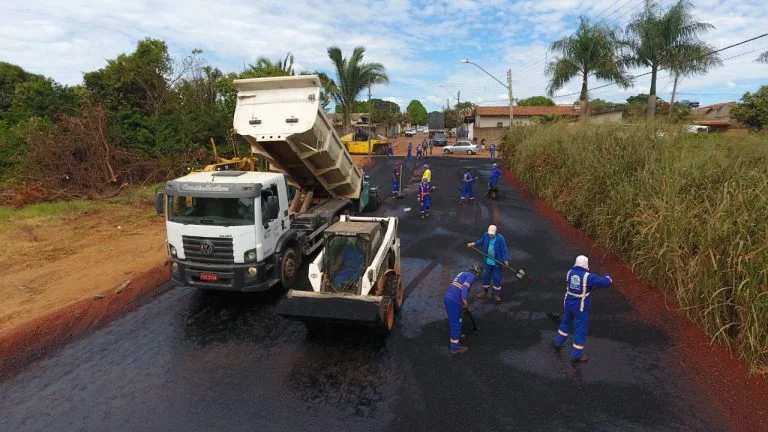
(154, 190, 164, 216)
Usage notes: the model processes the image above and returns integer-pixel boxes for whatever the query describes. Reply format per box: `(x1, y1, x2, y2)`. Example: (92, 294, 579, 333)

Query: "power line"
(549, 32, 768, 100)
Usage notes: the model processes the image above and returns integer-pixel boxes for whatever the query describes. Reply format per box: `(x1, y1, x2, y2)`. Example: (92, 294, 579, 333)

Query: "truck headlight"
(245, 249, 257, 261)
(248, 267, 258, 277)
(169, 245, 177, 257)
(171, 262, 179, 274)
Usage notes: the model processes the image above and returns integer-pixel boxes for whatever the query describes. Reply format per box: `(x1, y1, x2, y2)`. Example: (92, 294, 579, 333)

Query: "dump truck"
(155, 75, 380, 292)
(275, 215, 403, 335)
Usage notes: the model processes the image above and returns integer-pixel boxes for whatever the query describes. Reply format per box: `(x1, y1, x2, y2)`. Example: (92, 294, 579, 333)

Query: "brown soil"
(0, 206, 167, 335)
(501, 168, 768, 432)
(0, 156, 377, 377)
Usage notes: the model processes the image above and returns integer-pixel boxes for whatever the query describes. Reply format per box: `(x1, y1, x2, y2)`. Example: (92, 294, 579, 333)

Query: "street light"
(461, 59, 513, 128)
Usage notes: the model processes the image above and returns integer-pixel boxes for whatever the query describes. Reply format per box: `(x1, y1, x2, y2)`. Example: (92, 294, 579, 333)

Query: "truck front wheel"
(280, 248, 298, 289)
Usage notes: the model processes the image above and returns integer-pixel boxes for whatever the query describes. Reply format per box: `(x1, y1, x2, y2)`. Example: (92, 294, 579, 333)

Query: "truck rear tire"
(385, 272, 404, 312)
(377, 297, 395, 335)
(280, 247, 298, 289)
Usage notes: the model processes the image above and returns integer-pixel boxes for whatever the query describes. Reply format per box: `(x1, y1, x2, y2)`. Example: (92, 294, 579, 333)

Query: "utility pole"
(367, 80, 372, 156)
(457, 90, 461, 137)
(507, 69, 514, 129)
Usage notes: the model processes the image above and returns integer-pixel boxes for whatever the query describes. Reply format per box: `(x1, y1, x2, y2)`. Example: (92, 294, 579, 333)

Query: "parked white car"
(443, 141, 479, 155)
(404, 129, 416, 136)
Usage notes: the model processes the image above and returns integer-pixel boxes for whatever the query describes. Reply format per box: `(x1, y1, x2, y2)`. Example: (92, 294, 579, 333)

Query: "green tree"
(546, 16, 630, 117)
(334, 100, 369, 114)
(731, 86, 768, 132)
(667, 44, 721, 120)
(0, 62, 31, 112)
(443, 108, 460, 130)
(245, 52, 295, 77)
(326, 46, 389, 134)
(757, 52, 768, 64)
(625, 0, 715, 120)
(8, 76, 80, 123)
(518, 96, 556, 106)
(589, 98, 611, 113)
(83, 38, 177, 117)
(406, 99, 428, 125)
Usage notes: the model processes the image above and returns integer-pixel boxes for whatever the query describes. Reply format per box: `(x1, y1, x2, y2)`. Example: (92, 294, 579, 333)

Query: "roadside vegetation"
(500, 124, 768, 372)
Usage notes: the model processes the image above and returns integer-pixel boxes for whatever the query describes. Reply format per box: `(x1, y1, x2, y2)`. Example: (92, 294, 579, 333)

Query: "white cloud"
(0, 0, 765, 111)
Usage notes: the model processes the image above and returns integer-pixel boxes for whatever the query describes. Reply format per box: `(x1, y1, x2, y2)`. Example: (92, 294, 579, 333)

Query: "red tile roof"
(476, 105, 580, 117)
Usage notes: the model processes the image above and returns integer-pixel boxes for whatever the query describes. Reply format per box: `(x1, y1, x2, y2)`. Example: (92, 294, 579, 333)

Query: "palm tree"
(326, 46, 389, 134)
(546, 16, 631, 117)
(757, 52, 768, 64)
(246, 52, 295, 77)
(667, 44, 722, 120)
(625, 0, 715, 120)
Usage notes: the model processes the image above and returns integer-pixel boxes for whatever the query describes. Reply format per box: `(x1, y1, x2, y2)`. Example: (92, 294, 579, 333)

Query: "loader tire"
(280, 247, 298, 290)
(386, 272, 404, 312)
(377, 297, 395, 336)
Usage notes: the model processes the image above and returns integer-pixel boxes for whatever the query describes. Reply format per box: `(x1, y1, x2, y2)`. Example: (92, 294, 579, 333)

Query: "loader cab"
(322, 221, 382, 294)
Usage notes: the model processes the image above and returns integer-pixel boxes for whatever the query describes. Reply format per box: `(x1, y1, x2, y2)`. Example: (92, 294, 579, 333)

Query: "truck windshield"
(167, 196, 255, 226)
(325, 236, 368, 293)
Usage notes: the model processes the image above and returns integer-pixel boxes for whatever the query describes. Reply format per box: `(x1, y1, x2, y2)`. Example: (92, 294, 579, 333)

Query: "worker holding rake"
(552, 255, 613, 364)
(467, 225, 510, 303)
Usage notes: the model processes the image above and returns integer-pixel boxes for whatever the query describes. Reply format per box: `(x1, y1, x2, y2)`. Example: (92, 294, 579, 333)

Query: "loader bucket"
(275, 290, 385, 325)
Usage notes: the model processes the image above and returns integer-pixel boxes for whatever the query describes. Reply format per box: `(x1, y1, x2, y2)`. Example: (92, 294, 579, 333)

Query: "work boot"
(494, 296, 502, 304)
(450, 346, 469, 356)
(552, 341, 563, 350)
(571, 355, 589, 364)
(460, 333, 466, 340)
(475, 291, 488, 300)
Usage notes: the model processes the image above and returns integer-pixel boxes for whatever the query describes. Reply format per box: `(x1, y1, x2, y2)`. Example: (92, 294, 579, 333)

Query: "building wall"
(471, 127, 507, 145)
(587, 111, 622, 124)
(476, 115, 533, 128)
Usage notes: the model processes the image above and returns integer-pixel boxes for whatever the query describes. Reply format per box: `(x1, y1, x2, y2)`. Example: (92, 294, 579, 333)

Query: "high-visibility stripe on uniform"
(573, 343, 584, 350)
(451, 281, 463, 288)
(450, 338, 460, 344)
(492, 286, 501, 291)
(558, 329, 568, 337)
(565, 271, 592, 311)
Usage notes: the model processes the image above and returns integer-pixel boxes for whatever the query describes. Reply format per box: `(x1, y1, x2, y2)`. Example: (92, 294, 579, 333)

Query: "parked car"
(430, 132, 447, 145)
(443, 141, 479, 155)
(423, 127, 429, 135)
(404, 129, 416, 136)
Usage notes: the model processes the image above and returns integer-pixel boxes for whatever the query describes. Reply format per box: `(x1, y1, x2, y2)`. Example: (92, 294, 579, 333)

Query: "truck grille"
(182, 236, 234, 264)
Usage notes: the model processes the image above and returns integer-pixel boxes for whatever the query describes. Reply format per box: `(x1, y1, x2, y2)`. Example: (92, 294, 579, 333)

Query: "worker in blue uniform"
(416, 142, 423, 160)
(407, 142, 413, 159)
(467, 224, 509, 303)
(386, 141, 393, 157)
(460, 167, 476, 204)
(444, 264, 482, 355)
(331, 238, 365, 288)
(488, 163, 501, 194)
(391, 162, 401, 197)
(489, 143, 497, 160)
(417, 178, 434, 219)
(553, 255, 613, 363)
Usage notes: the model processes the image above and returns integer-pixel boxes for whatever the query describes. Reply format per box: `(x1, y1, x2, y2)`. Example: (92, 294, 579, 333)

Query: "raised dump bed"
(233, 75, 363, 200)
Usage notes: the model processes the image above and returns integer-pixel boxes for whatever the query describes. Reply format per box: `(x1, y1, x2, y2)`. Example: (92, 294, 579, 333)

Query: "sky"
(2, 0, 767, 112)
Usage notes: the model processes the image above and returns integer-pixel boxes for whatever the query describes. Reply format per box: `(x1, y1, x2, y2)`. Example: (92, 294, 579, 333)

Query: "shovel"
(464, 307, 478, 331)
(469, 246, 533, 286)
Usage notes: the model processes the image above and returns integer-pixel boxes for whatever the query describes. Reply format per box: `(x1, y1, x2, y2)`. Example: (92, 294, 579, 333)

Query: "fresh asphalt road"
(0, 156, 728, 432)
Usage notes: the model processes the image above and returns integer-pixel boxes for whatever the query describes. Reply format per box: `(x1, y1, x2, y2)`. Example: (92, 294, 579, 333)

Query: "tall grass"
(502, 124, 768, 372)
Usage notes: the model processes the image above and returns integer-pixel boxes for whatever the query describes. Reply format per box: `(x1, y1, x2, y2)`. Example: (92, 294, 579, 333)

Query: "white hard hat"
(487, 225, 497, 235)
(575, 255, 589, 270)
(492, 163, 497, 168)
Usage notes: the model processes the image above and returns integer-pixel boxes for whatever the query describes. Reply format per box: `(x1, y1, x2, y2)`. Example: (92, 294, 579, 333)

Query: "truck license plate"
(199, 272, 218, 281)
